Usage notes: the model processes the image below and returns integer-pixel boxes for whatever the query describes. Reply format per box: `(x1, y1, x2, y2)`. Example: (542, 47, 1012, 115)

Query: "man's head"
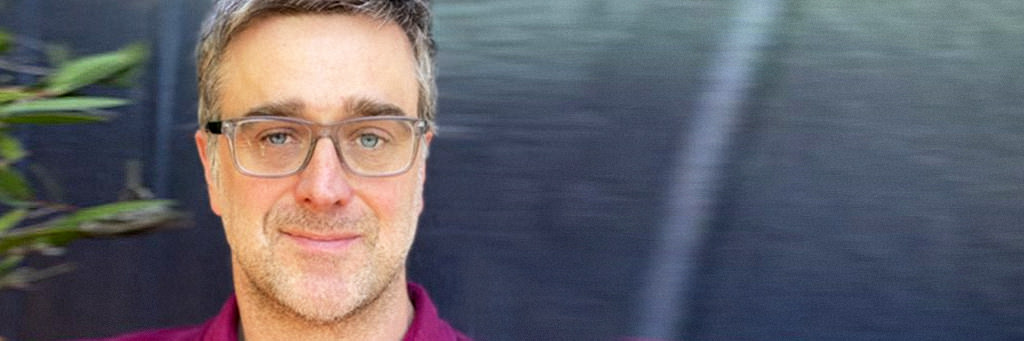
(193, 0, 435, 326)
(197, 0, 436, 128)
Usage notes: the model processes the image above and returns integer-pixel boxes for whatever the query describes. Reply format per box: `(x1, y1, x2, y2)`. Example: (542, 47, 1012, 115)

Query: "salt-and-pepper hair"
(195, 0, 435, 178)
(196, 0, 436, 126)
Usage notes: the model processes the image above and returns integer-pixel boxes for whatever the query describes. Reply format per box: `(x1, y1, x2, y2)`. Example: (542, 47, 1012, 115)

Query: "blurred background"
(2, 0, 1024, 339)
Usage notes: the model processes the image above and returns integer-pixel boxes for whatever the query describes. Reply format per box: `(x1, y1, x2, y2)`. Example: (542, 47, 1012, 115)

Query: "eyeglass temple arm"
(420, 120, 435, 134)
(205, 119, 430, 135)
(205, 121, 223, 134)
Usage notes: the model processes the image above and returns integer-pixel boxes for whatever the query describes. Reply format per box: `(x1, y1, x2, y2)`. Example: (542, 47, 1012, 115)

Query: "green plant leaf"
(0, 112, 109, 124)
(0, 88, 31, 104)
(0, 196, 33, 208)
(0, 132, 26, 164)
(99, 66, 142, 88)
(0, 96, 128, 115)
(40, 43, 148, 96)
(0, 200, 176, 254)
(54, 200, 174, 230)
(0, 227, 80, 255)
(0, 167, 33, 203)
(0, 208, 27, 233)
(78, 200, 183, 236)
(0, 29, 11, 55)
(0, 255, 24, 277)
(0, 263, 75, 290)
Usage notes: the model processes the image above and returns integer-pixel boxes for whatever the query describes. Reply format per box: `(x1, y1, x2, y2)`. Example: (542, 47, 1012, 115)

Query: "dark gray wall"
(0, 0, 232, 339)
(1, 0, 1023, 340)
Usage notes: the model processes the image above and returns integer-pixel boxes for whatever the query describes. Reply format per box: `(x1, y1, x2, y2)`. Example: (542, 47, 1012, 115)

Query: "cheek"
(357, 169, 424, 223)
(218, 172, 289, 244)
(356, 181, 402, 218)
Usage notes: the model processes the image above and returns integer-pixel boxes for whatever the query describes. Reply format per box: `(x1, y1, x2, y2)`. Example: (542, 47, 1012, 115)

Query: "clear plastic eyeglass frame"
(205, 115, 429, 178)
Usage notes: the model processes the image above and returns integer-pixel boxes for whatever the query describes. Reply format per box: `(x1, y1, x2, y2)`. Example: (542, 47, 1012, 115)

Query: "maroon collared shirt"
(94, 282, 469, 341)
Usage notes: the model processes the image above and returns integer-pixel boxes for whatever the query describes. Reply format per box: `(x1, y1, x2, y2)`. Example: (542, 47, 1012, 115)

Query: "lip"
(281, 230, 361, 253)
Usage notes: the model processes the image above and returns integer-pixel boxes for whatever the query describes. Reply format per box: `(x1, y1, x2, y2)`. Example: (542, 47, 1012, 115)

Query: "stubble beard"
(235, 203, 411, 325)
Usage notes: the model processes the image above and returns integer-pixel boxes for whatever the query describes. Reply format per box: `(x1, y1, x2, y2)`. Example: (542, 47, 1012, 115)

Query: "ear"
(423, 131, 433, 157)
(418, 131, 433, 183)
(195, 130, 223, 216)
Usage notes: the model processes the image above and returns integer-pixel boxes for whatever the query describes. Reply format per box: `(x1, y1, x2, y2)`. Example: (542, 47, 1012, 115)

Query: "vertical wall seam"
(633, 0, 785, 338)
(152, 1, 185, 197)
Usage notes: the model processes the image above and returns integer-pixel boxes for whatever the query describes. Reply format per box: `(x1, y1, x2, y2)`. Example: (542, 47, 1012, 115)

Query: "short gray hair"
(196, 0, 436, 127)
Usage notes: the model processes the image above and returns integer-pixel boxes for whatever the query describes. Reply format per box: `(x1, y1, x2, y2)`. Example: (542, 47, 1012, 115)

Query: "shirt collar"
(200, 282, 463, 341)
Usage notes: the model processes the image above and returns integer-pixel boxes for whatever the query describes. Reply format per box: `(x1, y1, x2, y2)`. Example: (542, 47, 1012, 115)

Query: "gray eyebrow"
(242, 100, 304, 118)
(346, 97, 410, 118)
(240, 97, 409, 120)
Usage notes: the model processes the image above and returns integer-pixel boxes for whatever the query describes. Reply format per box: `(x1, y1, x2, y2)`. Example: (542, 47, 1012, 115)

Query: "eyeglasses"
(205, 115, 429, 178)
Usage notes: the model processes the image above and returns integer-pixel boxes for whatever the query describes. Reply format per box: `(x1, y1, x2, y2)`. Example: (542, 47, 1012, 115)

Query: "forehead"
(216, 13, 418, 122)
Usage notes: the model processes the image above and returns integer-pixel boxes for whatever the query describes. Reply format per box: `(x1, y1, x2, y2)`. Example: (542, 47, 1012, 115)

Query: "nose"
(294, 137, 354, 210)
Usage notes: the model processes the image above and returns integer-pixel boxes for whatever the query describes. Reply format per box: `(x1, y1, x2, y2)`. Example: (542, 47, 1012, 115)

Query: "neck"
(233, 267, 414, 341)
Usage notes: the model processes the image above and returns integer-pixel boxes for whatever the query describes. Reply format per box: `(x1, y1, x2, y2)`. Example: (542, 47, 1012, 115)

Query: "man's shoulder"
(82, 295, 239, 341)
(405, 282, 472, 341)
(83, 284, 470, 341)
(83, 325, 206, 341)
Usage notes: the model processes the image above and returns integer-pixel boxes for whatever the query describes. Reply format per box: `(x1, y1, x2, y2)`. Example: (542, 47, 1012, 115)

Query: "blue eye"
(265, 133, 291, 145)
(358, 134, 381, 148)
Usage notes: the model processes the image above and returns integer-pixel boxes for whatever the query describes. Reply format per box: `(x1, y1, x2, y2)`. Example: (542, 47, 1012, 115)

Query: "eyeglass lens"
(230, 118, 417, 176)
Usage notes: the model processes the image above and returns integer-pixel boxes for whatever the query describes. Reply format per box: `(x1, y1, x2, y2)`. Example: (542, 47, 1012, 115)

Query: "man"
(102, 0, 468, 340)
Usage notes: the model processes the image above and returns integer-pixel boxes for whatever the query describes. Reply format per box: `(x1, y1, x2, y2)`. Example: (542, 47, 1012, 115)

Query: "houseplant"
(0, 28, 183, 291)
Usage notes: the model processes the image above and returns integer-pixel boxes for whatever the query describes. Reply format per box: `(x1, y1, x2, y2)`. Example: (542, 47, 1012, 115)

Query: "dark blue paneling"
(2, 1, 1024, 340)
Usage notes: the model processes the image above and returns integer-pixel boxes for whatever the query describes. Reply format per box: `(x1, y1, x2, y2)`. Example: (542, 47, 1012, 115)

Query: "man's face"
(195, 14, 427, 322)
